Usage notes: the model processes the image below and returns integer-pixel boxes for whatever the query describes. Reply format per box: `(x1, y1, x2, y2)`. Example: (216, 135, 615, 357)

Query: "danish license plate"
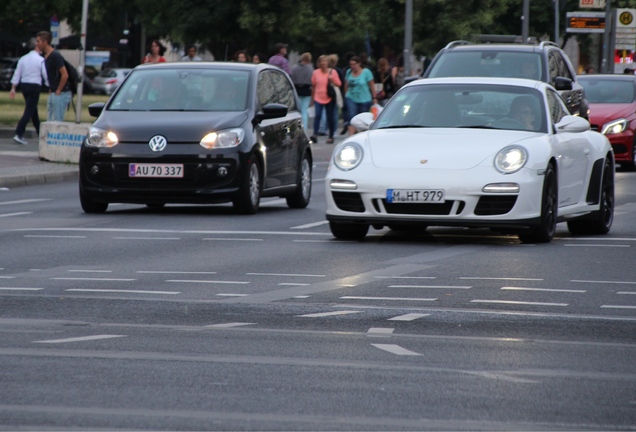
(386, 189, 445, 203)
(129, 163, 183, 178)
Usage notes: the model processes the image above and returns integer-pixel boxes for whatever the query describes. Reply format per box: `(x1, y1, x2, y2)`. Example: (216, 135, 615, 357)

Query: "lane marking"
(204, 322, 255, 328)
(68, 270, 112, 273)
(216, 293, 249, 297)
(278, 283, 310, 286)
(561, 237, 636, 241)
(564, 244, 629, 248)
(296, 311, 362, 318)
(389, 285, 472, 289)
(471, 300, 568, 307)
(375, 276, 436, 280)
(65, 289, 180, 295)
(292, 240, 332, 243)
(0, 199, 51, 206)
(0, 276, 15, 279)
(371, 344, 421, 356)
(246, 273, 325, 278)
(0, 287, 43, 291)
(601, 305, 636, 309)
(290, 220, 329, 229)
(367, 327, 394, 336)
(0, 212, 31, 218)
(11, 228, 331, 237)
(341, 296, 437, 302)
(293, 295, 310, 298)
(260, 198, 287, 206)
(24, 235, 86, 239)
(617, 292, 636, 295)
(388, 313, 430, 321)
(52, 277, 135, 282)
(460, 277, 543, 281)
(202, 238, 262, 241)
(501, 287, 586, 293)
(33, 335, 125, 344)
(166, 280, 249, 284)
(572, 280, 636, 285)
(137, 271, 217, 275)
(113, 237, 181, 240)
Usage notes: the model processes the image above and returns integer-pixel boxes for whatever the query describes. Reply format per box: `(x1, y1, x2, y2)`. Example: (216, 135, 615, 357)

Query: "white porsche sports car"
(326, 77, 615, 243)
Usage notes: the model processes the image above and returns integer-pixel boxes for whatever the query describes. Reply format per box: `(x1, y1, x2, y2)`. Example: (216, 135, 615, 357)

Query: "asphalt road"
(1, 148, 635, 430)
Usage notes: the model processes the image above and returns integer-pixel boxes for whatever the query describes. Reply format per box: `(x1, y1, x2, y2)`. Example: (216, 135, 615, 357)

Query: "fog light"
(330, 179, 358, 190)
(218, 166, 228, 177)
(482, 183, 520, 193)
(90, 165, 99, 175)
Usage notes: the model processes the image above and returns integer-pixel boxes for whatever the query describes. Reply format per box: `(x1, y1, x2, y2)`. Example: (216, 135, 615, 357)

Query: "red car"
(579, 74, 636, 170)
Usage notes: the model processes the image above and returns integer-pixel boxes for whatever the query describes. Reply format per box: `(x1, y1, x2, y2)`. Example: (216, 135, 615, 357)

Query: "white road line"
(33, 335, 126, 344)
(202, 238, 263, 241)
(617, 292, 636, 295)
(371, 344, 421, 356)
(166, 280, 249, 284)
(65, 289, 180, 295)
(0, 287, 43, 291)
(68, 270, 113, 273)
(204, 322, 255, 328)
(296, 311, 362, 318)
(292, 240, 332, 243)
(572, 280, 636, 285)
(293, 295, 310, 298)
(501, 287, 586, 293)
(278, 283, 310, 286)
(290, 220, 329, 229)
(389, 285, 472, 289)
(375, 276, 436, 280)
(471, 300, 568, 307)
(11, 228, 331, 237)
(340, 296, 437, 302)
(260, 199, 287, 206)
(246, 273, 325, 277)
(367, 327, 394, 336)
(601, 305, 636, 309)
(0, 276, 15, 279)
(459, 277, 543, 281)
(24, 235, 86, 239)
(137, 271, 217, 275)
(0, 212, 31, 218)
(0, 199, 50, 206)
(388, 313, 430, 321)
(52, 277, 135, 282)
(561, 237, 636, 241)
(113, 237, 181, 240)
(564, 244, 629, 248)
(216, 293, 249, 297)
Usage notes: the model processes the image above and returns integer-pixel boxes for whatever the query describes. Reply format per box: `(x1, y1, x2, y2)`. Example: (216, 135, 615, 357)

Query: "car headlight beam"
(600, 118, 628, 135)
(494, 146, 527, 174)
(200, 128, 245, 149)
(334, 142, 363, 171)
(85, 127, 119, 148)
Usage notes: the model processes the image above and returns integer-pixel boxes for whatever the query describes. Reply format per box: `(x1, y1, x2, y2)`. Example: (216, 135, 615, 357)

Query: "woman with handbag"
(311, 54, 341, 144)
(344, 55, 376, 136)
(374, 57, 395, 106)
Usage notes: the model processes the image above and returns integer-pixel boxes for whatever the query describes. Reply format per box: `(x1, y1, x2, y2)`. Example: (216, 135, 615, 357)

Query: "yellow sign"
(619, 11, 634, 26)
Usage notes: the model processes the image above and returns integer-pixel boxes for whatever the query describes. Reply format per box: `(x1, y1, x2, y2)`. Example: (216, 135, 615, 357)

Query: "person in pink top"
(310, 55, 341, 144)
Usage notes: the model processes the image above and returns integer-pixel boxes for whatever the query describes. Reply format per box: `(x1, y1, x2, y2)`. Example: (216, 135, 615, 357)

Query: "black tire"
(567, 158, 614, 235)
(519, 164, 557, 243)
(79, 187, 108, 214)
(233, 158, 261, 214)
(329, 221, 369, 240)
(286, 152, 312, 209)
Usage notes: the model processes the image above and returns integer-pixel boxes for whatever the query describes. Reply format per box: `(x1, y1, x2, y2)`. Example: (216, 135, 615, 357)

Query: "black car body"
(423, 41, 589, 119)
(79, 62, 312, 214)
(0, 57, 18, 90)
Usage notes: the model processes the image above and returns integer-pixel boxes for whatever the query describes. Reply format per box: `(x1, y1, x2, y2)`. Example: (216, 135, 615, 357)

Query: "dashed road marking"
(246, 273, 325, 278)
(25, 235, 86, 239)
(617, 292, 636, 295)
(0, 212, 31, 218)
(204, 322, 255, 328)
(371, 344, 421, 356)
(0, 287, 43, 291)
(572, 280, 636, 285)
(202, 238, 263, 241)
(601, 305, 636, 309)
(290, 220, 329, 229)
(113, 237, 181, 240)
(388, 313, 430, 321)
(166, 280, 249, 284)
(0, 199, 51, 206)
(501, 287, 586, 293)
(389, 285, 472, 289)
(375, 276, 436, 280)
(52, 277, 135, 282)
(65, 289, 180, 295)
(296, 311, 362, 318)
(137, 271, 217, 275)
(367, 328, 394, 336)
(216, 293, 249, 297)
(341, 296, 437, 302)
(564, 244, 629, 248)
(460, 277, 543, 281)
(471, 300, 568, 307)
(33, 335, 126, 344)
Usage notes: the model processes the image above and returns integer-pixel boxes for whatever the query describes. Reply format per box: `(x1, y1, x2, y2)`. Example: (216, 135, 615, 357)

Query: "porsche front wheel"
(329, 222, 369, 240)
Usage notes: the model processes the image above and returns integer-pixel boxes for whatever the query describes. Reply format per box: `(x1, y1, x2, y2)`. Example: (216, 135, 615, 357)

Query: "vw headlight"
(200, 128, 245, 149)
(334, 142, 363, 171)
(85, 127, 119, 148)
(495, 146, 527, 174)
(600, 119, 628, 135)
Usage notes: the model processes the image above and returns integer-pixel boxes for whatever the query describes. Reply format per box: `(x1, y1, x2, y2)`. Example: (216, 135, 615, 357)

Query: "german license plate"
(386, 189, 445, 203)
(129, 163, 183, 178)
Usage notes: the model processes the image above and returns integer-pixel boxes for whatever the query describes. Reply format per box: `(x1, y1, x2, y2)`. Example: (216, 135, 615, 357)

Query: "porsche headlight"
(600, 119, 628, 135)
(495, 146, 527, 174)
(200, 128, 245, 149)
(85, 127, 119, 148)
(334, 142, 363, 171)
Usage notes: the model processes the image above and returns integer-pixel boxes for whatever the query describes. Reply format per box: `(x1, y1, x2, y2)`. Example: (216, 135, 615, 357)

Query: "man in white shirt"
(181, 45, 202, 61)
(9, 38, 47, 145)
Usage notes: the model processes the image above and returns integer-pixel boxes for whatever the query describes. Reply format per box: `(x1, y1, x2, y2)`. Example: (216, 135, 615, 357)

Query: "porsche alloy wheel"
(330, 222, 369, 240)
(519, 164, 557, 243)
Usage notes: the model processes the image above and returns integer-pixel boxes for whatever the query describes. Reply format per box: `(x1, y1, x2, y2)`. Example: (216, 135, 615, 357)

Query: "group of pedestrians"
(9, 30, 73, 145)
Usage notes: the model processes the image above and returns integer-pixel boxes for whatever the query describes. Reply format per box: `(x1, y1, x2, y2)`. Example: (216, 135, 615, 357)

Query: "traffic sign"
(566, 12, 605, 33)
(579, 0, 605, 8)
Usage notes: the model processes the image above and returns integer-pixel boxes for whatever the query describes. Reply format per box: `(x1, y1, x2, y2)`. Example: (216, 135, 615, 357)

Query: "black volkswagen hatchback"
(79, 62, 312, 214)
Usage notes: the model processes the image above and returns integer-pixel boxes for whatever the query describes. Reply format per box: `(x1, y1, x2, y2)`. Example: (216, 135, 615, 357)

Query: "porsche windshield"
(108, 69, 249, 111)
(373, 84, 548, 133)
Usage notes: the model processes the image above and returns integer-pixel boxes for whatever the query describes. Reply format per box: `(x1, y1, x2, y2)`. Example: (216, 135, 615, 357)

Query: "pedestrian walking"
(344, 55, 376, 135)
(9, 37, 47, 145)
(36, 30, 72, 122)
(290, 52, 314, 131)
(143, 39, 167, 64)
(310, 54, 341, 144)
(268, 43, 291, 74)
(374, 57, 395, 106)
(181, 45, 202, 61)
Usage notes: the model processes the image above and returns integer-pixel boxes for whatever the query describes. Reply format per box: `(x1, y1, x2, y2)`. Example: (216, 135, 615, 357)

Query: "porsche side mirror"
(350, 112, 374, 132)
(555, 115, 590, 133)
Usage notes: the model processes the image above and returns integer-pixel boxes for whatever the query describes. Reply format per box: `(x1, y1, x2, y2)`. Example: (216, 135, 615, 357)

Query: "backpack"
(63, 58, 79, 95)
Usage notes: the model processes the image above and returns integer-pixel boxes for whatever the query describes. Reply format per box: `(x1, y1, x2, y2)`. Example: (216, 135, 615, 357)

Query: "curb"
(0, 170, 78, 189)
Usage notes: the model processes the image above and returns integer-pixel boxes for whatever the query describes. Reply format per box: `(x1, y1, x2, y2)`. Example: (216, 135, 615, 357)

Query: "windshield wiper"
(457, 125, 497, 129)
(378, 125, 428, 129)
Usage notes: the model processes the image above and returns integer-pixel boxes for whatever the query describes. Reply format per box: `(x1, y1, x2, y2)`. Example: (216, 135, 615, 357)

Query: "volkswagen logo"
(149, 135, 167, 152)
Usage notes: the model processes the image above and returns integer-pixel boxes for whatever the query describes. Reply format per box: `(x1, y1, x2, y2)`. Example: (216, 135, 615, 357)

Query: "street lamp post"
(74, 0, 89, 123)
(404, 0, 412, 76)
